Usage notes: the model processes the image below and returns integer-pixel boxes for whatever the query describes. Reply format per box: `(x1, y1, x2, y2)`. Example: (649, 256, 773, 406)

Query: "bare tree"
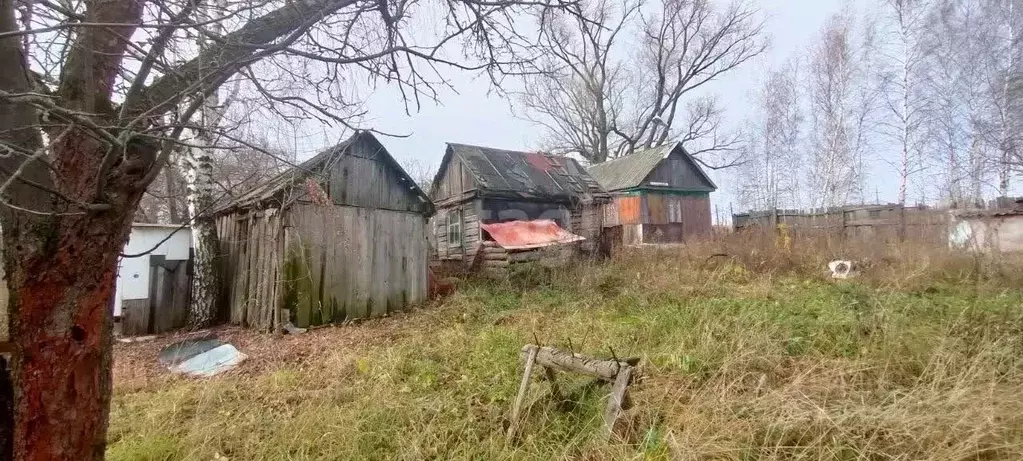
(879, 0, 932, 204)
(982, 0, 1023, 197)
(0, 0, 569, 457)
(923, 0, 994, 206)
(734, 61, 803, 210)
(519, 0, 639, 163)
(520, 0, 765, 164)
(806, 13, 879, 208)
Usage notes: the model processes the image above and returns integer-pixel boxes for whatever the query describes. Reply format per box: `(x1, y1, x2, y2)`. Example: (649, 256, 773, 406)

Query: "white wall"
(949, 216, 1023, 253)
(114, 225, 192, 316)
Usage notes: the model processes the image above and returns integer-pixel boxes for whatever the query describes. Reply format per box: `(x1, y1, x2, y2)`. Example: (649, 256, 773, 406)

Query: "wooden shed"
(587, 142, 716, 245)
(429, 143, 610, 268)
(115, 224, 193, 336)
(214, 132, 434, 330)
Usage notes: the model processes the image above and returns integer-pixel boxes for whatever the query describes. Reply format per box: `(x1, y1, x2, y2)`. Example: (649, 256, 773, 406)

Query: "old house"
(429, 143, 610, 268)
(214, 131, 434, 330)
(587, 142, 716, 245)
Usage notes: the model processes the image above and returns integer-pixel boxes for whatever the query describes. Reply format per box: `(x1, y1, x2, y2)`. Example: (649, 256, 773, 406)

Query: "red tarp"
(480, 219, 585, 250)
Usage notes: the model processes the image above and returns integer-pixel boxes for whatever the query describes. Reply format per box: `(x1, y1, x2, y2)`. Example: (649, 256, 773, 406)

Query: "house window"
(668, 198, 683, 223)
(447, 210, 462, 248)
(869, 210, 881, 219)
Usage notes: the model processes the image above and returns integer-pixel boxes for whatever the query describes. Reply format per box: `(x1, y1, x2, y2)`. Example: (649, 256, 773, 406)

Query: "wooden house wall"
(432, 156, 477, 204)
(432, 201, 481, 261)
(641, 192, 711, 238)
(325, 139, 432, 213)
(569, 203, 604, 249)
(615, 196, 642, 225)
(283, 204, 428, 327)
(216, 208, 284, 331)
(680, 194, 712, 237)
(643, 151, 714, 190)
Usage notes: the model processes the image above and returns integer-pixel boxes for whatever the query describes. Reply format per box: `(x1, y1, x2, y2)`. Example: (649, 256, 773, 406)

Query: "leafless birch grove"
(734, 0, 1023, 211)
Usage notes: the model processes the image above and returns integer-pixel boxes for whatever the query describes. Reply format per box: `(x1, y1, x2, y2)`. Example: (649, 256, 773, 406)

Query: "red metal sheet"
(480, 219, 585, 250)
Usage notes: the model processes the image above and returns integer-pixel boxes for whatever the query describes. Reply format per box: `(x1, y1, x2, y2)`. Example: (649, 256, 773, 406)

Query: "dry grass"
(108, 237, 1023, 460)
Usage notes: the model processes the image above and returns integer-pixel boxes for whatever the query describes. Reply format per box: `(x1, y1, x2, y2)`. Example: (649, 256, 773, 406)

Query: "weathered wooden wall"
(601, 192, 710, 244)
(326, 140, 431, 213)
(433, 200, 481, 261)
(120, 256, 191, 336)
(644, 151, 716, 190)
(569, 203, 604, 253)
(431, 155, 477, 203)
(216, 208, 284, 331)
(733, 205, 948, 243)
(284, 204, 428, 327)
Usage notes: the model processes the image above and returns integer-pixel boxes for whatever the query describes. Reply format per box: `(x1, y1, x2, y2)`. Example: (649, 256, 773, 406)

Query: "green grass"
(107, 249, 1023, 460)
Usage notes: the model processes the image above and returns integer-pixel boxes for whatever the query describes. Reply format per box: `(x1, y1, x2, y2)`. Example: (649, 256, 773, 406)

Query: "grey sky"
(286, 0, 846, 219)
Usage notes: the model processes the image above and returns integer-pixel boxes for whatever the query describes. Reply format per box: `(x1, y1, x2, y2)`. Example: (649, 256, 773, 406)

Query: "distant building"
(116, 224, 193, 336)
(587, 143, 716, 245)
(429, 143, 610, 269)
(949, 205, 1023, 253)
(214, 132, 434, 330)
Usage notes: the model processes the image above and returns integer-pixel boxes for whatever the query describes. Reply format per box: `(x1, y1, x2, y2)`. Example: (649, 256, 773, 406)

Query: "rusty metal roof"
(480, 219, 585, 250)
(586, 142, 716, 192)
(438, 143, 609, 203)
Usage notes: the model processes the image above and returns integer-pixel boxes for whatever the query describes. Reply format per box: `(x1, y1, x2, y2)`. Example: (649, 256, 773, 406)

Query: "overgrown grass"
(108, 241, 1023, 460)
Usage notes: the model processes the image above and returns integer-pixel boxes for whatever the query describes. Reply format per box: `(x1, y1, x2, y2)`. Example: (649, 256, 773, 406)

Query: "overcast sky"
(284, 0, 848, 221)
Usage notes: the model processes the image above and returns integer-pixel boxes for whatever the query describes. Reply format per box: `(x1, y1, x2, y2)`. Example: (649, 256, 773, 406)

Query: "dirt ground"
(112, 306, 442, 391)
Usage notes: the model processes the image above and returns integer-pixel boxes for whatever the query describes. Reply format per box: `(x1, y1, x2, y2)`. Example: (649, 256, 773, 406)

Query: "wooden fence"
(732, 204, 949, 243)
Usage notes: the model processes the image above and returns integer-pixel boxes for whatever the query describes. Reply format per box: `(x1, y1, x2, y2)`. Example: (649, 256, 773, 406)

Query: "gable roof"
(215, 131, 433, 215)
(433, 143, 609, 203)
(586, 142, 717, 192)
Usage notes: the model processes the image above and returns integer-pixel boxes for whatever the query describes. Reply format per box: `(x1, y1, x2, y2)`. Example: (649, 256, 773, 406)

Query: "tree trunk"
(180, 141, 220, 329)
(5, 215, 130, 460)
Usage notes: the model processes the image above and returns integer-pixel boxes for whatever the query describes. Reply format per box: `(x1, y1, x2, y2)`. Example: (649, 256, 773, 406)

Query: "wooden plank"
(370, 210, 389, 317)
(289, 211, 313, 328)
(245, 215, 264, 328)
(506, 345, 538, 444)
(354, 207, 372, 319)
(387, 212, 405, 312)
(519, 345, 633, 381)
(231, 215, 251, 325)
(149, 263, 167, 333)
(603, 365, 633, 439)
(120, 299, 151, 336)
(617, 196, 642, 225)
(263, 211, 282, 330)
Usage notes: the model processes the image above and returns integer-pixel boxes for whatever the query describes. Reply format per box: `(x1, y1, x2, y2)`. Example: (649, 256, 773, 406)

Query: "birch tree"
(806, 13, 879, 208)
(924, 0, 992, 205)
(735, 61, 803, 210)
(0, 0, 567, 457)
(879, 0, 931, 204)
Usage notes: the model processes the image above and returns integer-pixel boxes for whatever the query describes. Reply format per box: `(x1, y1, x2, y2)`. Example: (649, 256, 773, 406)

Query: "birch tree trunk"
(182, 0, 228, 329)
(180, 137, 219, 328)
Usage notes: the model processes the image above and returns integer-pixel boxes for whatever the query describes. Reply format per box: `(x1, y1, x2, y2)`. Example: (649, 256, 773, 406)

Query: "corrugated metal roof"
(586, 144, 674, 191)
(442, 143, 609, 203)
(586, 142, 716, 192)
(480, 219, 585, 250)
